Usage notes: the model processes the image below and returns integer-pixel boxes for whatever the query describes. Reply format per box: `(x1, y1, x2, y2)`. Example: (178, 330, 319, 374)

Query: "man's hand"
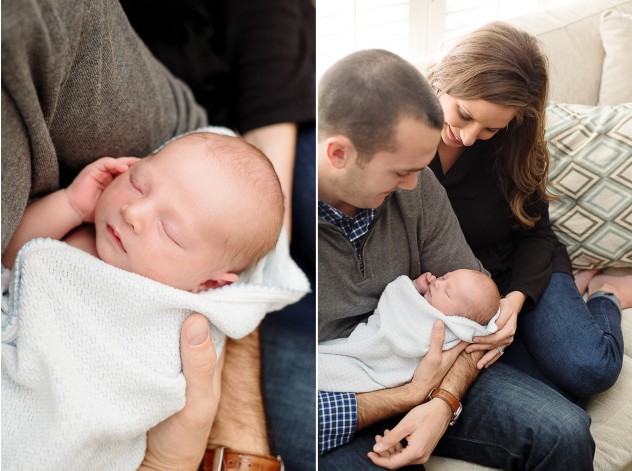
(140, 314, 223, 471)
(356, 321, 464, 430)
(367, 399, 452, 469)
(410, 321, 466, 393)
(65, 156, 139, 222)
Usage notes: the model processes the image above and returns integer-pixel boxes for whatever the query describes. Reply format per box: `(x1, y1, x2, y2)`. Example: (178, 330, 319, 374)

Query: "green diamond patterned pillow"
(546, 102, 632, 269)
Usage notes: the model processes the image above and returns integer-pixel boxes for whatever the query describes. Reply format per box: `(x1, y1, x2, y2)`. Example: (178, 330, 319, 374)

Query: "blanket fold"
(318, 275, 498, 392)
(2, 234, 309, 470)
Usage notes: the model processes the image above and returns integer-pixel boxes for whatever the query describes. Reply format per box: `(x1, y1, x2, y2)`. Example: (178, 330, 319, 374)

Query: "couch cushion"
(599, 10, 632, 106)
(546, 102, 632, 270)
(506, 0, 632, 105)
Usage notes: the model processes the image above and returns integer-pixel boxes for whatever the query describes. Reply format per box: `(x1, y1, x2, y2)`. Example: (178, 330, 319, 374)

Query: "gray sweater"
(318, 168, 484, 341)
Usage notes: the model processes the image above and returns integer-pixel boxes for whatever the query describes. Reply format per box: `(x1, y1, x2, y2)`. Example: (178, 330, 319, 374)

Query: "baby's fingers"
(115, 156, 141, 169)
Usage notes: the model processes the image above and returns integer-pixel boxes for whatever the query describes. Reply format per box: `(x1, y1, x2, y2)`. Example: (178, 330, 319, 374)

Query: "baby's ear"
(193, 273, 239, 293)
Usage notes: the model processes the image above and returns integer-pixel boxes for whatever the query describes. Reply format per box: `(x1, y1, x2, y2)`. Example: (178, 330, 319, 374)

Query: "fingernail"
(374, 443, 385, 452)
(187, 317, 209, 346)
(434, 321, 444, 330)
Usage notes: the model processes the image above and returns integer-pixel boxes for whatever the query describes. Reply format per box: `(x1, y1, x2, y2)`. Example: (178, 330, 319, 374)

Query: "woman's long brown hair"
(427, 21, 553, 229)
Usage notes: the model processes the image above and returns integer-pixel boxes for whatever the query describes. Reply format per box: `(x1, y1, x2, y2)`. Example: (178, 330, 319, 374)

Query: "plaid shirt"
(317, 199, 376, 453)
(318, 391, 357, 455)
(317, 200, 375, 253)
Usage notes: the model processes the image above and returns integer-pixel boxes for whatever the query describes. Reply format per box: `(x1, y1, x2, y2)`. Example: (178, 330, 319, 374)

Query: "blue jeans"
(319, 362, 594, 470)
(261, 124, 316, 470)
(502, 273, 624, 399)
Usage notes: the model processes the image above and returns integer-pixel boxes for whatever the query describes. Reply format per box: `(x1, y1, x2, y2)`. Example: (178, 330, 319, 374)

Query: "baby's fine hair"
(184, 132, 284, 273)
(467, 271, 501, 324)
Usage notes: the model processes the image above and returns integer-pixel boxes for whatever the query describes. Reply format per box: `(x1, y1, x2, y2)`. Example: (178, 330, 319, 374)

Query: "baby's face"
(93, 136, 242, 291)
(421, 270, 478, 316)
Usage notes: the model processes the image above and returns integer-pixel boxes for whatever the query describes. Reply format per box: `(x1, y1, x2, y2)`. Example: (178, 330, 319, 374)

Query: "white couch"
(426, 1, 632, 470)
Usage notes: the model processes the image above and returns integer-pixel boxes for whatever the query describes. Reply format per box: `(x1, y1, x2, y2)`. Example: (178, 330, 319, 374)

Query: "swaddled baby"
(319, 269, 500, 392)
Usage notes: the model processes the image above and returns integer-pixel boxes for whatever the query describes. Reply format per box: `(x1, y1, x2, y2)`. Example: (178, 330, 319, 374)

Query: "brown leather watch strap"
(199, 447, 284, 471)
(427, 387, 462, 426)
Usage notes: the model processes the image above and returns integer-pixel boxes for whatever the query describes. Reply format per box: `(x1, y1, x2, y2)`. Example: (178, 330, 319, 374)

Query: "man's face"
(336, 117, 441, 212)
(94, 136, 241, 291)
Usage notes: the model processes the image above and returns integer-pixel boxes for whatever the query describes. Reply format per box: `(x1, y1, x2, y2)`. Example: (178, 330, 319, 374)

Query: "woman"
(426, 21, 631, 400)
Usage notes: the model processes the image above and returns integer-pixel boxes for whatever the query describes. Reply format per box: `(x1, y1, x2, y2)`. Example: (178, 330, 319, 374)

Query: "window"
(317, 0, 575, 77)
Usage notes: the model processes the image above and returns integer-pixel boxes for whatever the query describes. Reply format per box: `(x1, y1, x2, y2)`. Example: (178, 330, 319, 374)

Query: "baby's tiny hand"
(66, 156, 140, 222)
(413, 272, 435, 294)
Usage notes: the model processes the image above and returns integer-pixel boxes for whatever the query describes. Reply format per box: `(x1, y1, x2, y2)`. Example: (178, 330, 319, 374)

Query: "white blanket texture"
(318, 275, 498, 392)
(2, 235, 309, 470)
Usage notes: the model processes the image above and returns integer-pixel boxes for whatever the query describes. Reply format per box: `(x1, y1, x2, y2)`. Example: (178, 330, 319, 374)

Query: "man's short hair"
(318, 49, 444, 163)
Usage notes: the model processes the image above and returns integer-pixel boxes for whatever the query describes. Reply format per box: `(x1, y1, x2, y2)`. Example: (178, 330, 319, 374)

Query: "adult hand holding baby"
(141, 314, 223, 471)
(367, 320, 465, 468)
(467, 291, 526, 369)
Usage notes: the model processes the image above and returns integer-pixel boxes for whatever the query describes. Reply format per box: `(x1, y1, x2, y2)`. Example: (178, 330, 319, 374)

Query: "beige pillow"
(599, 9, 632, 105)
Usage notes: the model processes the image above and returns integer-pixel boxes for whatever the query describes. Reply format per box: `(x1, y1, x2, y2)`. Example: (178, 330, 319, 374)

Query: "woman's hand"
(65, 156, 139, 223)
(466, 291, 526, 369)
(140, 314, 223, 471)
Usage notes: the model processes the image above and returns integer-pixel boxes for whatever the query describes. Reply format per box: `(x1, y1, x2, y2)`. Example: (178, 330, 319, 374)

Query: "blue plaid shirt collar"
(318, 199, 375, 252)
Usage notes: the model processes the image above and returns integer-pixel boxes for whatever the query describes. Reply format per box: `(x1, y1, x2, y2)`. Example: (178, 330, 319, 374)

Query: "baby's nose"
(121, 203, 144, 234)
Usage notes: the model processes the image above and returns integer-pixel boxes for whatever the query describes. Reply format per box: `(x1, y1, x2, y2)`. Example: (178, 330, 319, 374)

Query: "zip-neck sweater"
(318, 168, 484, 341)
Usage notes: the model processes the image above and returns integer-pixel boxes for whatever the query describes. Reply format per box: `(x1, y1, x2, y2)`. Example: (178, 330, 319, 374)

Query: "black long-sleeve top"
(120, 0, 315, 134)
(428, 140, 572, 308)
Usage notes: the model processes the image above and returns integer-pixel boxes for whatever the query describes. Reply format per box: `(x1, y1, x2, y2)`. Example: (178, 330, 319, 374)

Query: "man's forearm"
(356, 381, 427, 430)
(357, 349, 482, 430)
(208, 329, 269, 455)
(439, 349, 483, 400)
(1, 190, 81, 268)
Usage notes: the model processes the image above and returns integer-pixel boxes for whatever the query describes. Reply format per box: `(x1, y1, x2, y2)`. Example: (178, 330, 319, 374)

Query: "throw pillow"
(598, 9, 632, 105)
(546, 102, 632, 269)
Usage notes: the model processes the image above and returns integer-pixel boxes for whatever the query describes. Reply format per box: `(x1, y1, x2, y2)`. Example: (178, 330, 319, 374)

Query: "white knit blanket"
(1, 235, 309, 471)
(318, 275, 498, 392)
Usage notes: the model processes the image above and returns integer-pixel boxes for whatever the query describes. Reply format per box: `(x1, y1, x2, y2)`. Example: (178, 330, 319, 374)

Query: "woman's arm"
(507, 201, 557, 306)
(243, 123, 297, 240)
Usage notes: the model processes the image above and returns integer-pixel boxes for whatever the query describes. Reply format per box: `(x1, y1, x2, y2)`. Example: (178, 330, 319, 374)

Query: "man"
(317, 49, 594, 470)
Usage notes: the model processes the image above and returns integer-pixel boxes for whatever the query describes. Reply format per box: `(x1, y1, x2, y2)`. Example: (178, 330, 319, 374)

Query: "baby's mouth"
(107, 224, 126, 253)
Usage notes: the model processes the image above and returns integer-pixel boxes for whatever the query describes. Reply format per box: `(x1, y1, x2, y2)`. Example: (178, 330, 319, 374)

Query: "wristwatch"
(427, 387, 462, 426)
(199, 447, 284, 471)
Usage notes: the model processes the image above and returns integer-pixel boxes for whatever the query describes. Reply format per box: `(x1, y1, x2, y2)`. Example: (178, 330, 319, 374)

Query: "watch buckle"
(212, 446, 225, 471)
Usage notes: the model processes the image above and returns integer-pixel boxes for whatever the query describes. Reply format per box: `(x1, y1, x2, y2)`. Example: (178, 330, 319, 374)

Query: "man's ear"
(193, 272, 239, 293)
(325, 135, 356, 169)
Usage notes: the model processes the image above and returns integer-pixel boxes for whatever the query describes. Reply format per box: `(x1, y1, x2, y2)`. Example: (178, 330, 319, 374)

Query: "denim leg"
(260, 123, 316, 470)
(319, 416, 421, 471)
(291, 123, 316, 274)
(261, 310, 315, 470)
(435, 363, 595, 470)
(514, 273, 623, 397)
(321, 363, 593, 470)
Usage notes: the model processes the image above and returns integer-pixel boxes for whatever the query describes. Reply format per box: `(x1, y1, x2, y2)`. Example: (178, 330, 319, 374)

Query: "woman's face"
(438, 94, 516, 148)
